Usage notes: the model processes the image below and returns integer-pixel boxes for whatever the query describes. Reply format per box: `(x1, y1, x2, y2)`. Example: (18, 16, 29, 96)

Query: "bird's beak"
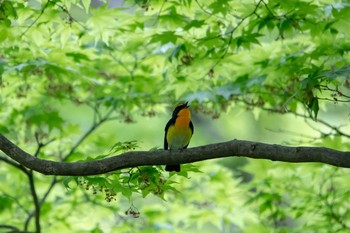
(185, 101, 189, 108)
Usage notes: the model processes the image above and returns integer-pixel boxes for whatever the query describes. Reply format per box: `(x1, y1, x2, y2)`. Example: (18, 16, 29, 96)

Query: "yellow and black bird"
(164, 102, 194, 172)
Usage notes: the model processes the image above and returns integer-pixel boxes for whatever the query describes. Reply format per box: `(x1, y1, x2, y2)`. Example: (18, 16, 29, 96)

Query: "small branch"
(321, 172, 350, 230)
(204, 0, 264, 75)
(317, 97, 350, 103)
(39, 177, 58, 206)
(64, 117, 106, 161)
(0, 155, 29, 174)
(261, 0, 274, 16)
(33, 133, 55, 157)
(21, 0, 52, 37)
(234, 96, 350, 139)
(1, 133, 350, 176)
(194, 0, 212, 15)
(24, 170, 41, 233)
(63, 104, 117, 161)
(0, 192, 30, 215)
(151, 0, 167, 26)
(23, 135, 55, 233)
(0, 225, 22, 233)
(24, 176, 59, 228)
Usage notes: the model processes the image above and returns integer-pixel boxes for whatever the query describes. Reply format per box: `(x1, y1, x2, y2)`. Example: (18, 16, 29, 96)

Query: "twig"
(319, 84, 350, 99)
(151, 0, 167, 26)
(20, 0, 52, 37)
(64, 123, 101, 161)
(23, 135, 54, 232)
(33, 134, 55, 157)
(234, 96, 350, 138)
(0, 225, 24, 233)
(24, 177, 58, 232)
(0, 155, 29, 174)
(261, 0, 274, 16)
(63, 113, 114, 161)
(0, 192, 30, 215)
(320, 170, 350, 230)
(55, 3, 88, 30)
(24, 171, 41, 233)
(194, 0, 215, 16)
(204, 0, 265, 76)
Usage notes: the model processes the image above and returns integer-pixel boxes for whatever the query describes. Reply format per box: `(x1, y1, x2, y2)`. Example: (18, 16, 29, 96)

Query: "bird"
(164, 101, 194, 172)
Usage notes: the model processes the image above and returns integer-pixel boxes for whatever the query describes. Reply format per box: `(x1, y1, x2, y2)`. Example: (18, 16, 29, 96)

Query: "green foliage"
(109, 140, 139, 154)
(0, 0, 350, 232)
(244, 162, 350, 233)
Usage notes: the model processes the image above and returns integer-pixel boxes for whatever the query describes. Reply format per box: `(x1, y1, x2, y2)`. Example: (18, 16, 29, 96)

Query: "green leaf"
(81, 0, 91, 13)
(310, 97, 319, 120)
(91, 225, 103, 233)
(0, 60, 6, 83)
(321, 66, 350, 80)
(0, 1, 17, 20)
(157, 6, 189, 26)
(169, 44, 186, 61)
(183, 19, 205, 30)
(110, 140, 138, 154)
(27, 110, 64, 131)
(0, 195, 13, 212)
(235, 33, 263, 48)
(0, 124, 9, 134)
(208, 0, 230, 15)
(62, 176, 78, 190)
(259, 199, 272, 214)
(150, 31, 181, 45)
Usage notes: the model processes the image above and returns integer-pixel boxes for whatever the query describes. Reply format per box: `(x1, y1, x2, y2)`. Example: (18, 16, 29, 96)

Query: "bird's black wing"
(189, 120, 194, 134)
(164, 118, 175, 150)
(183, 120, 194, 149)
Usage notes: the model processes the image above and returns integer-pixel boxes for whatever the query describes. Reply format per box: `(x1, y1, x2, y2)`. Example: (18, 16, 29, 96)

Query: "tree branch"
(1, 133, 350, 176)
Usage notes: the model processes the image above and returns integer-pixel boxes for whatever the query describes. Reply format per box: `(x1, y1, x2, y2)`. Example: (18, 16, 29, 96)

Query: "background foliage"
(0, 0, 350, 232)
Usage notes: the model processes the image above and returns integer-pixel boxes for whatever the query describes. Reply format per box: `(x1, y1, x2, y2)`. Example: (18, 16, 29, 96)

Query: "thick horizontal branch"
(1, 133, 350, 176)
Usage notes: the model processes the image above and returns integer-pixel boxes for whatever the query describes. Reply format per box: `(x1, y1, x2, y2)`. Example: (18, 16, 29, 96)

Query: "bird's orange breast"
(166, 108, 192, 149)
(175, 108, 191, 129)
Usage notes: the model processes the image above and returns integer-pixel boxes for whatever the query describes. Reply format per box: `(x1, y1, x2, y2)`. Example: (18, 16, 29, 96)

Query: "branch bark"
(1, 133, 350, 176)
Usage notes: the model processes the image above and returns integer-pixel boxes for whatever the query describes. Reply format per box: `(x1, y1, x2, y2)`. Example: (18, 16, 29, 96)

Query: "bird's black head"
(172, 101, 189, 118)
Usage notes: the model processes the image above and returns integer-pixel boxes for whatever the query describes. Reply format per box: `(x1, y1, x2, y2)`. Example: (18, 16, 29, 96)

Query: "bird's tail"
(165, 165, 180, 172)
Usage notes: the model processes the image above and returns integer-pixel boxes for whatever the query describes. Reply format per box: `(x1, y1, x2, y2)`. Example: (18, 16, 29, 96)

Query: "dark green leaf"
(150, 31, 181, 45)
(184, 19, 205, 30)
(168, 44, 186, 61)
(66, 52, 90, 62)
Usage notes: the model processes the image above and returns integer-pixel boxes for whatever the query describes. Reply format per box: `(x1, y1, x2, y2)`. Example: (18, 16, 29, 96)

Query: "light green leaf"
(81, 0, 91, 13)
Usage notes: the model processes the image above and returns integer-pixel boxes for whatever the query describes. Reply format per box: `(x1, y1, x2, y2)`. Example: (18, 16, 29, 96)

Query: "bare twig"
(203, 0, 265, 76)
(234, 96, 350, 138)
(22, 135, 55, 233)
(24, 177, 58, 232)
(23, 171, 41, 233)
(0, 225, 23, 233)
(64, 119, 104, 161)
(0, 192, 30, 215)
(21, 0, 52, 37)
(34, 134, 55, 157)
(194, 0, 212, 15)
(0, 155, 29, 174)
